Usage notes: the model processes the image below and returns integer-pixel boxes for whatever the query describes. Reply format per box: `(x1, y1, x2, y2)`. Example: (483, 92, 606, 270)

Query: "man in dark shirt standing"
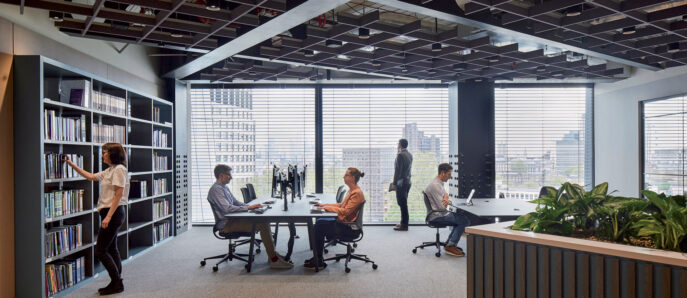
(391, 138, 413, 231)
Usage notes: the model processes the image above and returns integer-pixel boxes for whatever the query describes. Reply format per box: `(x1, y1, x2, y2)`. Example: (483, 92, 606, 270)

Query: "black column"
(315, 85, 323, 193)
(456, 82, 495, 198)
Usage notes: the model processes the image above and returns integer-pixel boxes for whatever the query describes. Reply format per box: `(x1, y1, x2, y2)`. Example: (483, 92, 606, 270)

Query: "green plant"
(594, 197, 648, 242)
(511, 185, 573, 236)
(632, 190, 687, 251)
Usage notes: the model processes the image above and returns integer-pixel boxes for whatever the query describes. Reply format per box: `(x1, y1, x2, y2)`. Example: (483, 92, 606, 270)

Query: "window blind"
(495, 87, 593, 199)
(643, 95, 685, 196)
(322, 87, 449, 223)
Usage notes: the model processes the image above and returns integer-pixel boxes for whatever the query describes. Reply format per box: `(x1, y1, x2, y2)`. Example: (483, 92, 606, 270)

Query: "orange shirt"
(323, 187, 365, 222)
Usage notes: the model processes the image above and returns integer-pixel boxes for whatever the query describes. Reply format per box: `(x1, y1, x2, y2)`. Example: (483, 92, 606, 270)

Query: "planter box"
(466, 221, 687, 298)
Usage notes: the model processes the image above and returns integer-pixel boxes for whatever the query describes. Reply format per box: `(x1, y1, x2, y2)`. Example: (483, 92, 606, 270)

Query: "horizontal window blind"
(190, 88, 315, 224)
(643, 95, 686, 196)
(495, 87, 592, 199)
(322, 87, 448, 223)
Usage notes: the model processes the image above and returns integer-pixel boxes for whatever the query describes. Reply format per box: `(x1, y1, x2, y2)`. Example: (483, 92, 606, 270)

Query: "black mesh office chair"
(240, 187, 252, 204)
(324, 186, 348, 253)
(247, 183, 257, 201)
(323, 202, 378, 273)
(413, 191, 453, 257)
(200, 201, 261, 272)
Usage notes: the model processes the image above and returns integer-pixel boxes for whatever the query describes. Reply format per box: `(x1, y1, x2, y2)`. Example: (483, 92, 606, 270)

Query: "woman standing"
(65, 142, 129, 295)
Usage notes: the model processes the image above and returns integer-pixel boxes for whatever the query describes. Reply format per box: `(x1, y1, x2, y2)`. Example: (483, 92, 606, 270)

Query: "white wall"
(0, 4, 162, 96)
(595, 65, 687, 196)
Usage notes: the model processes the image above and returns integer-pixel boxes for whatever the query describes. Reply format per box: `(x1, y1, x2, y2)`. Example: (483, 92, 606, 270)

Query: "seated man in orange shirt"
(304, 167, 366, 270)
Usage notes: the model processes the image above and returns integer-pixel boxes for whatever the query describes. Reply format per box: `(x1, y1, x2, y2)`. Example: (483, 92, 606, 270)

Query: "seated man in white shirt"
(424, 163, 470, 257)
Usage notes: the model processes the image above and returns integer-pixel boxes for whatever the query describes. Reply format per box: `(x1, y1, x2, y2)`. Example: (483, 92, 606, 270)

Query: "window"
(322, 87, 449, 223)
(190, 88, 315, 224)
(643, 95, 686, 195)
(495, 87, 593, 199)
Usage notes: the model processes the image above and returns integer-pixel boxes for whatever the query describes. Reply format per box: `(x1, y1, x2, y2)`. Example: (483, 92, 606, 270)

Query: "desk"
(449, 198, 536, 220)
(225, 193, 337, 272)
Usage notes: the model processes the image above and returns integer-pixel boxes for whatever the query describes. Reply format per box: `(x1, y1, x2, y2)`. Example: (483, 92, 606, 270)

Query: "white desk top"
(449, 198, 537, 217)
(225, 193, 338, 219)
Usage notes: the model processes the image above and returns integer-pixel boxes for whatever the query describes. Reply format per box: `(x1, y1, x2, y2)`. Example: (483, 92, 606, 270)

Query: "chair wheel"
(435, 252, 441, 257)
(212, 266, 218, 272)
(345, 267, 351, 273)
(256, 248, 261, 254)
(412, 249, 417, 254)
(200, 260, 206, 266)
(324, 249, 329, 254)
(353, 243, 357, 248)
(372, 264, 378, 270)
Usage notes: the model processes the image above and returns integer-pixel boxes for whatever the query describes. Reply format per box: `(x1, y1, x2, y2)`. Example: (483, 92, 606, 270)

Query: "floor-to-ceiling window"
(494, 86, 593, 199)
(322, 87, 449, 223)
(643, 95, 686, 196)
(190, 88, 315, 223)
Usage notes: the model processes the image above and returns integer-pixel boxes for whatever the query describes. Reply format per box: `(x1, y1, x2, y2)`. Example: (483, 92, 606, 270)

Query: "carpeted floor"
(70, 226, 468, 298)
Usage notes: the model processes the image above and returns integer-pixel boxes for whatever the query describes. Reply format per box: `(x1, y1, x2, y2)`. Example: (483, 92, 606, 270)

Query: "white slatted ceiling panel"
(495, 87, 591, 199)
(322, 87, 449, 223)
(643, 95, 685, 196)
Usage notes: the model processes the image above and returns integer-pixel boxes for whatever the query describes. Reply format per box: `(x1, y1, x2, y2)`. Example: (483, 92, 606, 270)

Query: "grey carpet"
(69, 226, 468, 298)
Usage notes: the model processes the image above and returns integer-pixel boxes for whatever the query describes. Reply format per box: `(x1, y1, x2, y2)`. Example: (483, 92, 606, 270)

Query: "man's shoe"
(303, 258, 327, 271)
(99, 279, 123, 295)
(270, 255, 294, 269)
(445, 245, 465, 257)
(393, 225, 408, 231)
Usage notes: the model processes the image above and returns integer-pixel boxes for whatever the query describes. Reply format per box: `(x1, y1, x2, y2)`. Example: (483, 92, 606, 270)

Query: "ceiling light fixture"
(622, 26, 636, 35)
(488, 56, 499, 63)
(371, 60, 381, 67)
(326, 39, 343, 48)
(536, 66, 546, 72)
(303, 49, 315, 57)
(667, 42, 681, 53)
(428, 69, 437, 75)
(565, 5, 582, 17)
(553, 72, 564, 77)
(359, 28, 370, 39)
(474, 78, 483, 82)
(401, 65, 408, 73)
(432, 43, 442, 52)
(452, 63, 467, 71)
(205, 0, 221, 11)
(49, 11, 64, 22)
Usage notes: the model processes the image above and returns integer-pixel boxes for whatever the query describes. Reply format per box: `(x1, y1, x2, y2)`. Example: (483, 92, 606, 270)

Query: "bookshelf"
(14, 56, 175, 297)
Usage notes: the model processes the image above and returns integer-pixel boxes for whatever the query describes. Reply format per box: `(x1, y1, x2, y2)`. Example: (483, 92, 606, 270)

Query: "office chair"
(412, 191, 455, 257)
(241, 187, 252, 204)
(247, 183, 257, 201)
(323, 202, 378, 273)
(323, 187, 348, 253)
(200, 201, 261, 272)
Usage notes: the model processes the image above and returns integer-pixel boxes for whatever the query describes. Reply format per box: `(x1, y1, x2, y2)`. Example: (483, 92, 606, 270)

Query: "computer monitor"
(271, 165, 280, 198)
(299, 165, 307, 195)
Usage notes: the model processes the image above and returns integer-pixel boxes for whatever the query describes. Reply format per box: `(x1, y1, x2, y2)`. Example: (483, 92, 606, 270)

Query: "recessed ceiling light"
(326, 40, 343, 48)
(303, 49, 315, 57)
(622, 26, 636, 35)
(358, 28, 370, 39)
(428, 69, 436, 75)
(371, 60, 381, 67)
(432, 43, 442, 52)
(49, 11, 64, 22)
(488, 56, 500, 63)
(205, 0, 221, 11)
(453, 63, 467, 71)
(401, 65, 408, 73)
(536, 66, 546, 72)
(565, 5, 582, 17)
(553, 72, 564, 77)
(474, 78, 483, 82)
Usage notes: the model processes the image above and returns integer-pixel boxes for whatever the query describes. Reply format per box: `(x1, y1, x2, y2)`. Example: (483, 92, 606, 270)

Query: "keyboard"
(262, 199, 276, 204)
(249, 206, 270, 214)
(310, 206, 324, 213)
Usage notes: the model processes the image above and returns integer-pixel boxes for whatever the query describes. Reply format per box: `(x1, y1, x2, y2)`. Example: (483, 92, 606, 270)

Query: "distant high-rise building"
(342, 147, 396, 222)
(403, 123, 440, 157)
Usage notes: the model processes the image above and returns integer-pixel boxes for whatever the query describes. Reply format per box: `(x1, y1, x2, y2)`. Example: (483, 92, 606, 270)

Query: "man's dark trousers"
(396, 183, 411, 227)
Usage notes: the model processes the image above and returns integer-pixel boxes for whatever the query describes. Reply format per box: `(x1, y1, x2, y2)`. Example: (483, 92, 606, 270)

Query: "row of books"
(153, 107, 161, 123)
(153, 200, 170, 219)
(153, 130, 168, 148)
(44, 110, 87, 142)
(154, 221, 170, 243)
(153, 178, 168, 195)
(93, 91, 126, 116)
(45, 224, 83, 258)
(45, 256, 85, 297)
(153, 153, 168, 171)
(130, 180, 148, 199)
(45, 189, 85, 219)
(45, 153, 84, 180)
(92, 123, 126, 144)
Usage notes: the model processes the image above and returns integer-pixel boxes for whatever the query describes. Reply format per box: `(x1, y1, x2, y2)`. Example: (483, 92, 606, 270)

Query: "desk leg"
(273, 222, 279, 245)
(306, 219, 319, 272)
(247, 223, 256, 273)
(285, 222, 296, 261)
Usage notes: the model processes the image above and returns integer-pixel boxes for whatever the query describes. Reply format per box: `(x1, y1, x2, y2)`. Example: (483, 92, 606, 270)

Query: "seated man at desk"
(207, 164, 293, 269)
(425, 163, 470, 257)
(305, 167, 366, 270)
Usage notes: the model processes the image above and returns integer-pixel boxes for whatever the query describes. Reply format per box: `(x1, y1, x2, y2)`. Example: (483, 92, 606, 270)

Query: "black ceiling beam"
(82, 0, 105, 36)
